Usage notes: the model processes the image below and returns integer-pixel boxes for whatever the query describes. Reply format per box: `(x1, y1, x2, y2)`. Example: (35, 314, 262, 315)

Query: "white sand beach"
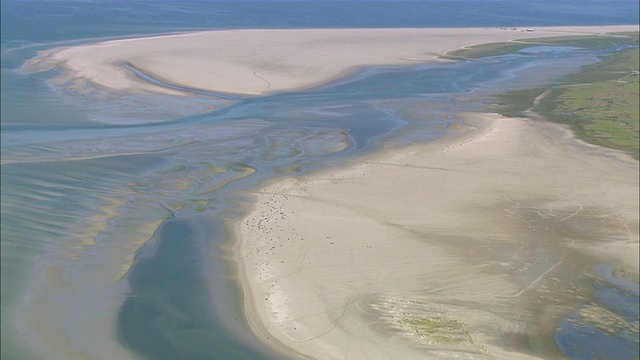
(237, 112, 638, 359)
(25, 26, 637, 96)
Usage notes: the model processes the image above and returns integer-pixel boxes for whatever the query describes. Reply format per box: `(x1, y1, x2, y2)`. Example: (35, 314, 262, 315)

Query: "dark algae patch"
(487, 33, 639, 159)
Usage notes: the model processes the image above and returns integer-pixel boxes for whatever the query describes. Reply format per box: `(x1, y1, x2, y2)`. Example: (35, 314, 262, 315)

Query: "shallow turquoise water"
(1, 1, 639, 359)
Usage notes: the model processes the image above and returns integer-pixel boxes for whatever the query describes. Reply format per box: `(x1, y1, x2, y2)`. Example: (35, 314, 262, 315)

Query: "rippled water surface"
(2, 1, 638, 359)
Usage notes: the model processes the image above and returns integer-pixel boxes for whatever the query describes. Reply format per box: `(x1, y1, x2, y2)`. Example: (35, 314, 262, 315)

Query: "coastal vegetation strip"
(536, 49, 639, 158)
(443, 32, 639, 60)
(468, 33, 639, 159)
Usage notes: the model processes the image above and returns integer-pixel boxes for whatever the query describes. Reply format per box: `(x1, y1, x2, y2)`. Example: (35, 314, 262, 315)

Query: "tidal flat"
(2, 4, 638, 357)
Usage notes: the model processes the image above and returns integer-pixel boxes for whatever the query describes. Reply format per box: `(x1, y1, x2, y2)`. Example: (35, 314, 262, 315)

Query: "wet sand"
(24, 26, 637, 97)
(236, 113, 638, 359)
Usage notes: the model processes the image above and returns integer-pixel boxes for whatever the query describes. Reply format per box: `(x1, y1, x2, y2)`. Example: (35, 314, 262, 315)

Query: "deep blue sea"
(1, 1, 638, 359)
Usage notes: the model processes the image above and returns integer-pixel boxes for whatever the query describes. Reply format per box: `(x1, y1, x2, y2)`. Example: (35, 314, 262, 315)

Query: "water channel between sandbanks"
(2, 40, 637, 359)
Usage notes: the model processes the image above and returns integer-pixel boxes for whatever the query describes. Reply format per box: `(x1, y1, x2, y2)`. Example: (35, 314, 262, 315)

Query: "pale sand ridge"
(25, 26, 637, 97)
(236, 113, 638, 359)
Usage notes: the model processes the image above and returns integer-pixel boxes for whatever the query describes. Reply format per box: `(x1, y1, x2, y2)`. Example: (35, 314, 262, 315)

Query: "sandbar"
(17, 25, 639, 359)
(24, 26, 637, 97)
(236, 112, 638, 358)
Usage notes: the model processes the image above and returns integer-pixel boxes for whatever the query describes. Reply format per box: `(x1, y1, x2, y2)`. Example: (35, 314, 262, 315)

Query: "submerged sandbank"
(237, 112, 638, 359)
(24, 26, 637, 97)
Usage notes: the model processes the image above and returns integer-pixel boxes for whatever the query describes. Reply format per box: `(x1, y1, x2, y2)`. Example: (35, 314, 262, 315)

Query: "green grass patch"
(443, 41, 534, 60)
(537, 48, 639, 158)
(486, 36, 639, 159)
(401, 317, 468, 344)
(494, 87, 547, 117)
(399, 316, 489, 353)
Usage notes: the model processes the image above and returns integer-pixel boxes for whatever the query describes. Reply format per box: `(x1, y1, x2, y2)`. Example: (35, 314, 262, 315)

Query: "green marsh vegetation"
(444, 32, 638, 60)
(450, 33, 639, 159)
(535, 46, 639, 158)
(400, 316, 485, 349)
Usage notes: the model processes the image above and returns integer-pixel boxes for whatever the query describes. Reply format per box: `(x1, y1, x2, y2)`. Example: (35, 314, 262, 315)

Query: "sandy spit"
(24, 26, 638, 96)
(236, 112, 639, 359)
